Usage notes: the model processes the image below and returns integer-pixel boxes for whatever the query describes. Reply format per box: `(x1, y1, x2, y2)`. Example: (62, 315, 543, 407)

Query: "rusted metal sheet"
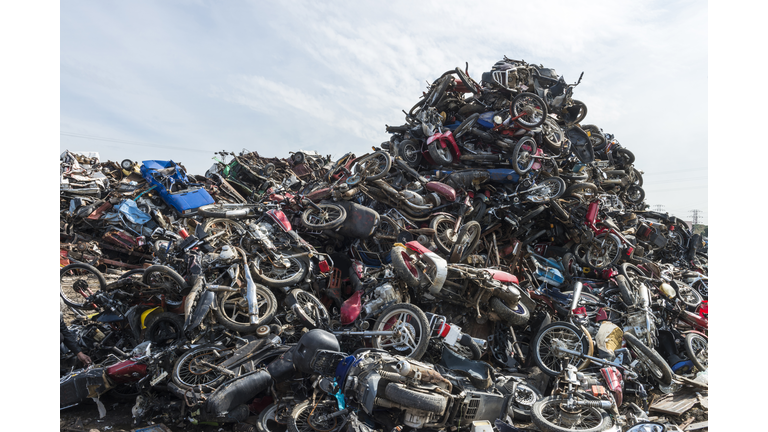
(649, 391, 698, 415)
(86, 201, 113, 220)
(103, 229, 137, 251)
(686, 420, 708, 431)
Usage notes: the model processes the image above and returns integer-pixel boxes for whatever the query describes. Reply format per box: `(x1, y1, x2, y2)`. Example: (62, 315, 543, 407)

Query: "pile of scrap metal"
(60, 57, 707, 432)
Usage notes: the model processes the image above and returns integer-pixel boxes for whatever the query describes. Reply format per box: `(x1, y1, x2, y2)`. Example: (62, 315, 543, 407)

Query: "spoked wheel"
(288, 400, 345, 432)
(252, 255, 307, 288)
(172, 345, 230, 391)
(532, 322, 592, 377)
(564, 183, 598, 203)
(531, 396, 613, 432)
(354, 151, 392, 181)
(258, 403, 289, 432)
(541, 116, 565, 153)
(512, 137, 538, 175)
(142, 265, 188, 303)
(673, 280, 703, 310)
(526, 177, 566, 202)
(586, 233, 622, 270)
(371, 303, 430, 360)
(203, 218, 249, 248)
(397, 140, 423, 168)
(448, 221, 481, 263)
(508, 382, 543, 422)
(624, 332, 674, 386)
(213, 283, 278, 332)
(511, 92, 548, 128)
(624, 185, 646, 204)
(453, 113, 479, 139)
(60, 263, 106, 310)
(287, 289, 329, 330)
(430, 214, 458, 255)
(684, 333, 708, 371)
(301, 204, 347, 230)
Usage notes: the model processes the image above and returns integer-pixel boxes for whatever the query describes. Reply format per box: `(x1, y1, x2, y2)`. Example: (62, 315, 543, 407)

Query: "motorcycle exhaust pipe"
(570, 281, 583, 312)
(242, 258, 260, 325)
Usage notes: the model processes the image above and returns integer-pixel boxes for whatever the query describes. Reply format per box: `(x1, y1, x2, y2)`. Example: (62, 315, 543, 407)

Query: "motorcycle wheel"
(490, 297, 531, 327)
(616, 148, 635, 165)
(288, 400, 345, 432)
(624, 185, 645, 204)
(354, 151, 392, 181)
(385, 383, 448, 413)
(301, 204, 346, 230)
(203, 218, 249, 248)
(258, 403, 289, 432)
(143, 265, 189, 300)
(564, 183, 598, 203)
(512, 136, 537, 175)
(684, 333, 708, 371)
(371, 303, 430, 360)
(527, 177, 566, 202)
(445, 334, 482, 360)
(631, 167, 644, 187)
(614, 275, 636, 308)
(511, 92, 548, 128)
(252, 255, 307, 288)
(172, 345, 229, 391)
(362, 215, 398, 256)
(213, 283, 277, 332)
(531, 396, 612, 432)
(390, 245, 422, 288)
(500, 381, 543, 422)
(673, 280, 703, 310)
(428, 142, 454, 166)
(144, 311, 184, 347)
(448, 221, 481, 263)
(532, 322, 592, 377)
(624, 332, 673, 385)
(397, 140, 423, 168)
(541, 116, 565, 153)
(453, 113, 479, 139)
(60, 263, 106, 310)
(286, 289, 329, 330)
(581, 124, 606, 151)
(563, 100, 589, 124)
(430, 214, 458, 255)
(586, 233, 622, 270)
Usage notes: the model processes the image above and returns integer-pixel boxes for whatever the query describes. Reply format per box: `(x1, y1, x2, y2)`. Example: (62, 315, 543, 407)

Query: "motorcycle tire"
(527, 177, 566, 202)
(582, 124, 606, 151)
(453, 113, 480, 139)
(673, 280, 703, 310)
(532, 322, 592, 377)
(559, 100, 589, 125)
(143, 265, 189, 299)
(614, 275, 636, 307)
(144, 311, 184, 347)
(286, 289, 329, 330)
(397, 139, 423, 168)
(490, 297, 531, 327)
(505, 382, 543, 422)
(203, 218, 249, 248)
(541, 116, 565, 153)
(446, 334, 483, 360)
(172, 344, 229, 391)
(631, 167, 644, 187)
(384, 383, 448, 414)
(371, 303, 430, 360)
(531, 396, 612, 432)
(257, 403, 288, 432)
(616, 148, 635, 165)
(430, 214, 458, 255)
(623, 332, 673, 386)
(511, 92, 548, 128)
(354, 151, 392, 181)
(684, 333, 708, 372)
(288, 400, 345, 432)
(390, 245, 423, 288)
(251, 256, 307, 289)
(512, 136, 538, 175)
(213, 283, 277, 332)
(362, 215, 399, 256)
(60, 263, 107, 310)
(624, 185, 645, 204)
(427, 141, 454, 166)
(586, 233, 622, 270)
(301, 204, 347, 230)
(448, 221, 481, 263)
(564, 183, 598, 202)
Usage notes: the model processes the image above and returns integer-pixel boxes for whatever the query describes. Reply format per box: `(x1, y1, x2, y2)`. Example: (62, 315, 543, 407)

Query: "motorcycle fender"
(422, 252, 447, 294)
(188, 291, 215, 330)
(425, 181, 456, 201)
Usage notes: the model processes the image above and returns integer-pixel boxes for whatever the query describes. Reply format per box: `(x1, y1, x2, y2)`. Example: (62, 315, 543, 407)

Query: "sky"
(59, 0, 708, 223)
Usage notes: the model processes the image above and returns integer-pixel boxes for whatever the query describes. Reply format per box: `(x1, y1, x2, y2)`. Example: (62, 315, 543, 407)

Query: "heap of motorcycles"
(60, 57, 708, 432)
